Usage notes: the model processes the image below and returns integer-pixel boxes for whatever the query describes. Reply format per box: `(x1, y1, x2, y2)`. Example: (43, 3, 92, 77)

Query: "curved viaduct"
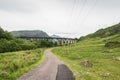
(17, 37, 78, 45)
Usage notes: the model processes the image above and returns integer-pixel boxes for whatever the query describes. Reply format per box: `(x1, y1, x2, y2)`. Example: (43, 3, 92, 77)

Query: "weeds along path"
(17, 48, 74, 80)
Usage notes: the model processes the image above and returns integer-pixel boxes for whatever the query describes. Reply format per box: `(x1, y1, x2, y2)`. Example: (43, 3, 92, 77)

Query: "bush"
(0, 39, 37, 53)
(105, 41, 120, 48)
(34, 40, 55, 48)
(19, 41, 37, 50)
(0, 27, 14, 40)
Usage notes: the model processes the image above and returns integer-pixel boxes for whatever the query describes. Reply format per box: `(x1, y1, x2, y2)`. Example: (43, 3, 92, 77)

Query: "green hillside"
(80, 23, 120, 40)
(52, 24, 120, 80)
(11, 30, 49, 37)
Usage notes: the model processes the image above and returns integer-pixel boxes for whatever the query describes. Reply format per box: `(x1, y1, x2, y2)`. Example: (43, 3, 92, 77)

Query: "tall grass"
(52, 37, 120, 80)
(0, 49, 45, 80)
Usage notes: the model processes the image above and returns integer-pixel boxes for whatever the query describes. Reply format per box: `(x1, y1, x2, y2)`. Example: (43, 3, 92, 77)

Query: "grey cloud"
(0, 0, 40, 13)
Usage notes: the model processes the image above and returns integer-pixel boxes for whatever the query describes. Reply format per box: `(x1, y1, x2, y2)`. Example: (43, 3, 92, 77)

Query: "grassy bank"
(52, 36, 120, 80)
(0, 48, 46, 80)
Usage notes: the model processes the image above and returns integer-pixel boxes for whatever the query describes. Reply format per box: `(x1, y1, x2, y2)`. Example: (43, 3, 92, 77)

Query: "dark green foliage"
(0, 27, 37, 53)
(53, 42, 57, 46)
(0, 39, 21, 52)
(105, 41, 120, 48)
(0, 39, 37, 53)
(78, 36, 86, 41)
(19, 42, 37, 50)
(34, 40, 55, 48)
(0, 27, 14, 40)
(39, 40, 48, 47)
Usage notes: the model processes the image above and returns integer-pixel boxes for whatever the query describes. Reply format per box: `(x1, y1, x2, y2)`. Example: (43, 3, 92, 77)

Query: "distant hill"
(11, 30, 49, 37)
(51, 34, 61, 38)
(80, 23, 120, 40)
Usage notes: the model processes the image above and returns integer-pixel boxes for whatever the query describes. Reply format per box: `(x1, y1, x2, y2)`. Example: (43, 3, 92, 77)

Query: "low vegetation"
(0, 49, 45, 80)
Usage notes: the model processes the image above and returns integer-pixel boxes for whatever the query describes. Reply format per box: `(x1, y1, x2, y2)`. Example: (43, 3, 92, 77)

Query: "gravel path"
(17, 49, 74, 80)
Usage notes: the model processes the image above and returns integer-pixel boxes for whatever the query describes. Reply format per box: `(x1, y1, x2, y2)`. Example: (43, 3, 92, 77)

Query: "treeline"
(0, 27, 56, 53)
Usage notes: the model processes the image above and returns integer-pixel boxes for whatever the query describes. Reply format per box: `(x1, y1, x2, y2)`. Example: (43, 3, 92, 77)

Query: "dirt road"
(17, 49, 74, 80)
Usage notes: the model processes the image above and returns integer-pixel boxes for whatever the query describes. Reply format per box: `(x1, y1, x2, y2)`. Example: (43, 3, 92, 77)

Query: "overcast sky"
(0, 0, 120, 38)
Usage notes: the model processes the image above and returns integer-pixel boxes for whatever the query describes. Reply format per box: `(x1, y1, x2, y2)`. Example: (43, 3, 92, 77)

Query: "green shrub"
(0, 39, 37, 53)
(105, 41, 120, 48)
(34, 40, 55, 48)
(0, 27, 14, 40)
(20, 42, 37, 50)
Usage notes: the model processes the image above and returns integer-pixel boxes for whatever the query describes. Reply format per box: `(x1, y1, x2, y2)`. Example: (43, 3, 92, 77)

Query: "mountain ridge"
(11, 30, 49, 37)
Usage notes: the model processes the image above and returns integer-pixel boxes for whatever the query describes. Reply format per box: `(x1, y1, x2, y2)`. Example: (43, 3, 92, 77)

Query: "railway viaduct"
(17, 37, 78, 45)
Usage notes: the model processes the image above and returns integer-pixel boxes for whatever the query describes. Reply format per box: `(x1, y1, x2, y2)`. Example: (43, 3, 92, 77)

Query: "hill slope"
(80, 23, 120, 40)
(51, 34, 61, 38)
(11, 30, 49, 37)
(52, 23, 120, 80)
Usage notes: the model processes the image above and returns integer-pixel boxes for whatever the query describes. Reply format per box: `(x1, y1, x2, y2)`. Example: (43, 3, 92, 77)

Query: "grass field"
(52, 35, 120, 80)
(0, 48, 45, 80)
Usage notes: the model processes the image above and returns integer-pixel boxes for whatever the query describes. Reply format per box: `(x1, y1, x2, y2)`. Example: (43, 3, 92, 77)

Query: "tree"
(0, 27, 14, 40)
